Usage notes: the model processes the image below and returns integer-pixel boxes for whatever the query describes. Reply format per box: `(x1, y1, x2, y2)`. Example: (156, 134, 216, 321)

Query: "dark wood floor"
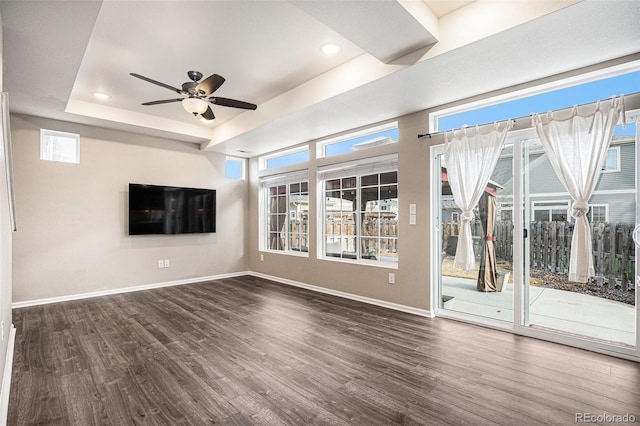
(8, 276, 640, 425)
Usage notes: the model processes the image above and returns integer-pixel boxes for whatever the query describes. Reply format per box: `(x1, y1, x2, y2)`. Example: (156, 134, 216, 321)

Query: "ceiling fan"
(130, 71, 257, 121)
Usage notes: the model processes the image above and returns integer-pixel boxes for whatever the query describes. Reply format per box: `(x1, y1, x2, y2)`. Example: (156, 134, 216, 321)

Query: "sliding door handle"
(633, 224, 640, 248)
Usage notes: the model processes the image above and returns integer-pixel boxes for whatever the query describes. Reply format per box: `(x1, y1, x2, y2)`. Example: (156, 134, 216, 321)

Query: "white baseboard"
(248, 271, 434, 318)
(12, 271, 433, 320)
(11, 271, 250, 309)
(0, 325, 16, 426)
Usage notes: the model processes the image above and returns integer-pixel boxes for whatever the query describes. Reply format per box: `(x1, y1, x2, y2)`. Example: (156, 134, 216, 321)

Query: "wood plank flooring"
(8, 275, 640, 425)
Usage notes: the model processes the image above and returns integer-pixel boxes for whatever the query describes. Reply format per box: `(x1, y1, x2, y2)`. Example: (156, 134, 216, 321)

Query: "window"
(588, 204, 609, 222)
(532, 201, 570, 222)
(40, 129, 80, 164)
(318, 122, 398, 158)
(261, 170, 309, 255)
(225, 157, 245, 180)
(451, 212, 459, 222)
(260, 146, 309, 170)
(319, 154, 398, 265)
(434, 68, 638, 138)
(498, 202, 513, 222)
(601, 146, 620, 173)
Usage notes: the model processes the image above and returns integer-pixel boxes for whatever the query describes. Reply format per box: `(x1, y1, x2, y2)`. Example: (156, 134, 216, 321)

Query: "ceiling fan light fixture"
(182, 97, 208, 115)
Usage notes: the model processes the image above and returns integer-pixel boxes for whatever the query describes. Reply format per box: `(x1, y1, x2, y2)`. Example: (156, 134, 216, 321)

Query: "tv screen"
(128, 183, 216, 235)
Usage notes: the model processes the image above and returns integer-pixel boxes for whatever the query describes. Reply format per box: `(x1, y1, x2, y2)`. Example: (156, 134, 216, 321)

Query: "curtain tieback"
(485, 236, 496, 241)
(571, 201, 589, 219)
(460, 211, 474, 222)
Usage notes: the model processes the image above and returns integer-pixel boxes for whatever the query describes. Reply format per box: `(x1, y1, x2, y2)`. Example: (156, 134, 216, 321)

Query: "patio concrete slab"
(442, 276, 636, 346)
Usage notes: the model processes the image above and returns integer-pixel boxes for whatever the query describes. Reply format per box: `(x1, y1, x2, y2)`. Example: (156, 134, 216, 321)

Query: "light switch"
(409, 214, 417, 225)
(409, 204, 417, 215)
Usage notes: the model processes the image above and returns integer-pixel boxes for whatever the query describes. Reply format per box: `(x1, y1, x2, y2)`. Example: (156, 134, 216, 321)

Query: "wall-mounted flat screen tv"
(129, 183, 216, 235)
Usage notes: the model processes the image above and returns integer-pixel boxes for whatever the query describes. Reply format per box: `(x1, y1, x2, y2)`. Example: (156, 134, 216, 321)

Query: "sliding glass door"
(433, 122, 638, 356)
(521, 125, 637, 348)
(435, 141, 514, 324)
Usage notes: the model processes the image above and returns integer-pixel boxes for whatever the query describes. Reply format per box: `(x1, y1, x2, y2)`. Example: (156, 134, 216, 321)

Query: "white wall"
(11, 114, 248, 303)
(0, 7, 15, 410)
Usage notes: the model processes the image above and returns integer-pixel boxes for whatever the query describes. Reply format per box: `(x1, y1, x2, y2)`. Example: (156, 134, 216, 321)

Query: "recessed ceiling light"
(320, 42, 341, 55)
(92, 92, 110, 100)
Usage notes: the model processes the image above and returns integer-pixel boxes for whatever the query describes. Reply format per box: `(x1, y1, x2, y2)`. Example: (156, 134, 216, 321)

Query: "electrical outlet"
(164, 259, 170, 268)
(260, 254, 264, 262)
(158, 260, 164, 268)
(388, 273, 395, 284)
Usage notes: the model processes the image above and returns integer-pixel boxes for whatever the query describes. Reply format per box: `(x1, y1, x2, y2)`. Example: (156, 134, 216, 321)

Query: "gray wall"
(247, 111, 434, 312)
(11, 114, 248, 302)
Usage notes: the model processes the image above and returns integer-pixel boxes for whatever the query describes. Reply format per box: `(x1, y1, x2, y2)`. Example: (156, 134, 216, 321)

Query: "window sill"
(262, 249, 309, 258)
(319, 255, 398, 269)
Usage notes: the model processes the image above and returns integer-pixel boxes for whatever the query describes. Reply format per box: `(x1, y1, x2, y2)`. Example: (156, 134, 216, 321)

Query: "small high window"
(260, 146, 309, 170)
(225, 157, 246, 180)
(40, 129, 80, 164)
(318, 122, 398, 158)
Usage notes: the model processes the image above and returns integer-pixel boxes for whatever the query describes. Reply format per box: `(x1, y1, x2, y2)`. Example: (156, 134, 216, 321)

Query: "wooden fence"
(442, 221, 484, 256)
(324, 214, 398, 256)
(443, 220, 636, 291)
(528, 221, 635, 291)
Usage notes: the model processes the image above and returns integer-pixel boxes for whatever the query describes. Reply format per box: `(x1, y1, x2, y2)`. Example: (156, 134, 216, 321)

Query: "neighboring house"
(440, 169, 503, 222)
(491, 135, 635, 225)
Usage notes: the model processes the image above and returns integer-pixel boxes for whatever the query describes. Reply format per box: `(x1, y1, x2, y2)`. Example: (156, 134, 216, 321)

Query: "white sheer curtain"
(533, 96, 625, 283)
(445, 123, 510, 271)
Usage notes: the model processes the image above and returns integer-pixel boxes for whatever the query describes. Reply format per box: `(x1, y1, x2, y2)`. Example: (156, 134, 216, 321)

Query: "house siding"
(493, 138, 635, 224)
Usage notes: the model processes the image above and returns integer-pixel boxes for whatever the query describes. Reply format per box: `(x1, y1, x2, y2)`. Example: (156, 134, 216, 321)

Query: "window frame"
(601, 146, 621, 173)
(588, 204, 609, 222)
(259, 170, 309, 257)
(40, 128, 80, 164)
(318, 154, 399, 267)
(531, 200, 571, 222)
(316, 122, 398, 159)
(259, 145, 310, 171)
(225, 156, 246, 180)
(430, 61, 639, 133)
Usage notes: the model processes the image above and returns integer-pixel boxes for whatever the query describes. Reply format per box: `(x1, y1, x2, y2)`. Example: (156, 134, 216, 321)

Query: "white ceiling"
(1, 0, 639, 157)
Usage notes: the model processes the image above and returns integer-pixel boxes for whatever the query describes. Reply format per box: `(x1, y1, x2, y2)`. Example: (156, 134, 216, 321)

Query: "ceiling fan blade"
(210, 97, 257, 110)
(201, 106, 215, 121)
(196, 74, 225, 96)
(130, 73, 182, 94)
(141, 98, 184, 106)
